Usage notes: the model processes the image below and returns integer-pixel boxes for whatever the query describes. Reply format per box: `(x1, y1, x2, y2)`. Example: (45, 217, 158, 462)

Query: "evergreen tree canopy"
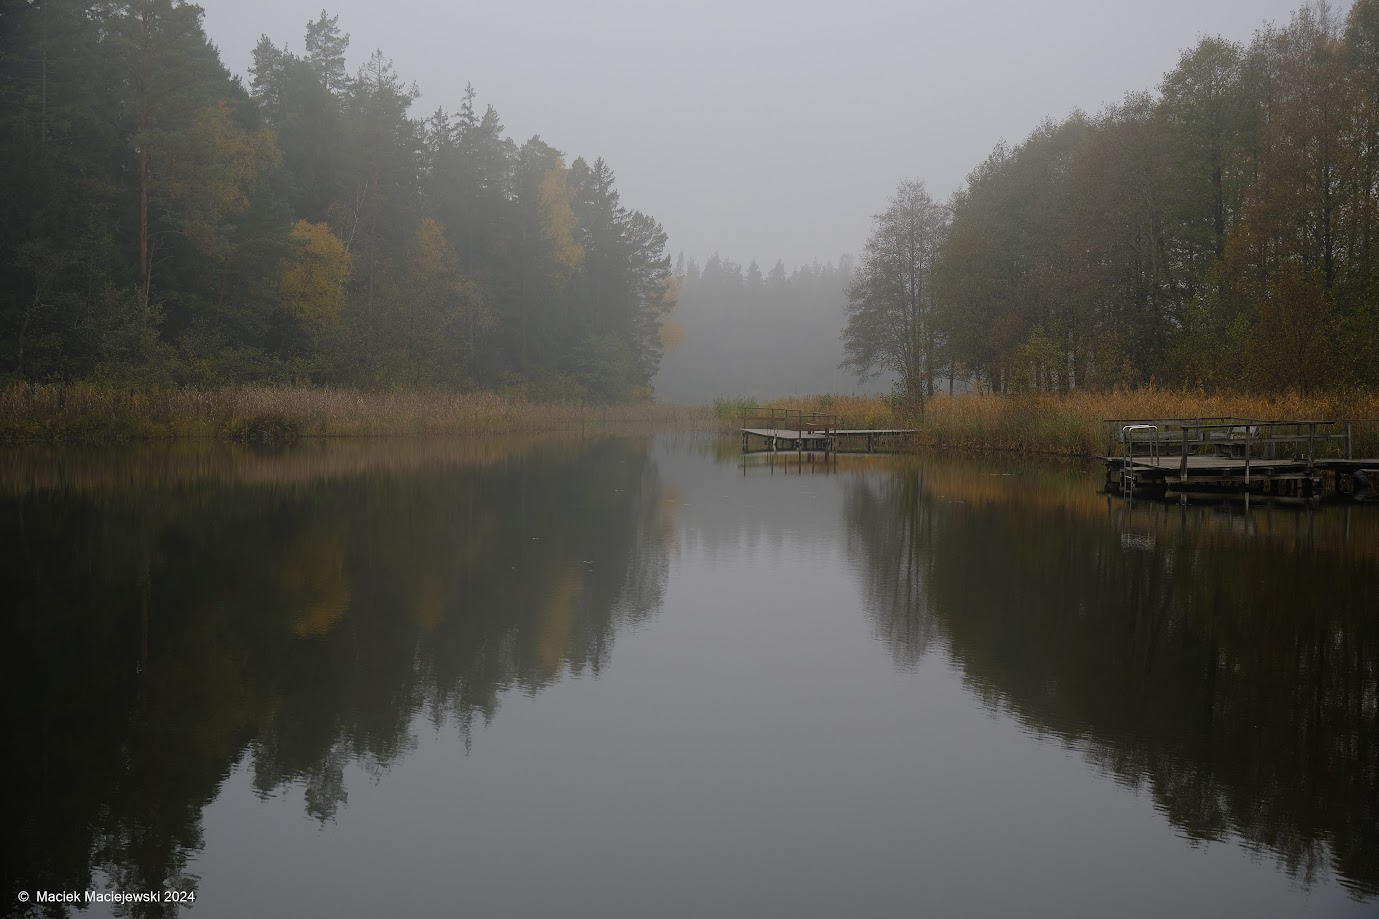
(0, 3, 675, 399)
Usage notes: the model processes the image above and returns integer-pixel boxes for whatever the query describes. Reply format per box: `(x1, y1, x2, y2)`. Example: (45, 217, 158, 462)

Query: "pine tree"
(304, 10, 350, 96)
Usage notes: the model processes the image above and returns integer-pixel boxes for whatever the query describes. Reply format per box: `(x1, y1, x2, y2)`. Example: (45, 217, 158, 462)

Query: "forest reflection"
(2, 436, 673, 917)
(845, 458, 1379, 898)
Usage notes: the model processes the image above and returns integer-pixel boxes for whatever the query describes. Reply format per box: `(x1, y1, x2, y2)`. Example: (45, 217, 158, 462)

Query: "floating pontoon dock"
(740, 409, 917, 455)
(1105, 418, 1378, 501)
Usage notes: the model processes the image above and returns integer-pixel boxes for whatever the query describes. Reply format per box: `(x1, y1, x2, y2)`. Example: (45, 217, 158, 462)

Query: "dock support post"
(1180, 428, 1189, 483)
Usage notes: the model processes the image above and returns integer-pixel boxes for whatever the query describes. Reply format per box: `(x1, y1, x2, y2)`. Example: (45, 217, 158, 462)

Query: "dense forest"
(5, 1, 1375, 407)
(0, 2, 674, 399)
(653, 253, 895, 403)
(845, 0, 1379, 398)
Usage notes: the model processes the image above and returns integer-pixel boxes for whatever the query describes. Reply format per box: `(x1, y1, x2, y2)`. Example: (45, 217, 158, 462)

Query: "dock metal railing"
(740, 408, 840, 453)
(741, 408, 838, 436)
(1343, 419, 1379, 459)
(1105, 417, 1356, 484)
(1107, 418, 1352, 458)
(1105, 417, 1379, 500)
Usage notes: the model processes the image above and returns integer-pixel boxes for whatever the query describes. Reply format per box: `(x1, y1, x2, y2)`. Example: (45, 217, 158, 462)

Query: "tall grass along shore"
(0, 384, 708, 445)
(730, 391, 1379, 457)
(5, 383, 1377, 456)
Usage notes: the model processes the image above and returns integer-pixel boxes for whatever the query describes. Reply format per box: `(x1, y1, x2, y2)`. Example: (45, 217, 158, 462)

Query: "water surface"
(4, 435, 1376, 917)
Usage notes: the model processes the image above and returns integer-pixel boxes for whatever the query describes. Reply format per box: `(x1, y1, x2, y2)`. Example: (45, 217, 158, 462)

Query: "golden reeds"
(5, 382, 1377, 456)
(767, 390, 1379, 456)
(0, 383, 712, 444)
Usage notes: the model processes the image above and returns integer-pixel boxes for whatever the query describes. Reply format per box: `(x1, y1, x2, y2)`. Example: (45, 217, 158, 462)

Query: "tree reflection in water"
(845, 459, 1379, 897)
(1, 437, 673, 917)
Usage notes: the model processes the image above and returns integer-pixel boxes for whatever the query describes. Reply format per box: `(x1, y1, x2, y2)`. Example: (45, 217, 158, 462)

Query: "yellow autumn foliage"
(279, 220, 351, 328)
(659, 318, 685, 351)
(407, 218, 477, 309)
(656, 274, 684, 351)
(538, 163, 584, 272)
(159, 101, 279, 256)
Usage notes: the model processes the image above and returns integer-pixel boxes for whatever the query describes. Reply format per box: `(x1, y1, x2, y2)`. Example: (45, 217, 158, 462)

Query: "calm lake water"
(4, 434, 1377, 918)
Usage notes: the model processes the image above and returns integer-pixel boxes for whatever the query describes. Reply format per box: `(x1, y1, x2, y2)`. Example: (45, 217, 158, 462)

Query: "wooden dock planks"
(740, 427, 919, 455)
(1103, 416, 1379, 499)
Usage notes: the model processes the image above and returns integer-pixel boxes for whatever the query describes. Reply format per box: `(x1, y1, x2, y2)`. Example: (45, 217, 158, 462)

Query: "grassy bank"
(750, 391, 1379, 457)
(7, 384, 1378, 455)
(0, 384, 710, 445)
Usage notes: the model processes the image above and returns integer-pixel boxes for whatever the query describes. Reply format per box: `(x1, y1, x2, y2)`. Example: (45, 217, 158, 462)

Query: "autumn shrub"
(225, 412, 304, 446)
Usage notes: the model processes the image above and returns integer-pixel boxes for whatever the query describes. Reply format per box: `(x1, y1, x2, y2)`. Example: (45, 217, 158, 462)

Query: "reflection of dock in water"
(739, 449, 918, 475)
(1104, 483, 1379, 567)
(1103, 417, 1379, 502)
(740, 408, 917, 456)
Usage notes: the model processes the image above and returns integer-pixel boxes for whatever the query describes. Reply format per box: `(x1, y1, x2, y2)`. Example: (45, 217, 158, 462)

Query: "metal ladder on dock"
(1120, 424, 1158, 496)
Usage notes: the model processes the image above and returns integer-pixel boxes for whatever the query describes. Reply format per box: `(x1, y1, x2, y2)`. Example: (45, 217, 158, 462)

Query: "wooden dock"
(735, 411, 1377, 500)
(740, 409, 917, 455)
(1105, 417, 1378, 501)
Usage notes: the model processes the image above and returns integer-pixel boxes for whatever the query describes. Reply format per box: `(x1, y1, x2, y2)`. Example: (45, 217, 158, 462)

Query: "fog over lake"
(203, 0, 1310, 268)
(5, 1, 1379, 910)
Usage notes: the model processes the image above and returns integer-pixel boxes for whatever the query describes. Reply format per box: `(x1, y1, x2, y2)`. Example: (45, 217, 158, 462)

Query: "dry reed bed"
(5, 383, 1378, 456)
(0, 383, 711, 444)
(768, 391, 1379, 457)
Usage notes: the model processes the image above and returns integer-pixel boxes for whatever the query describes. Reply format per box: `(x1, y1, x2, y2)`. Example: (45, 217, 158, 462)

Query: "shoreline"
(762, 392, 1379, 459)
(5, 384, 1378, 457)
(0, 383, 711, 446)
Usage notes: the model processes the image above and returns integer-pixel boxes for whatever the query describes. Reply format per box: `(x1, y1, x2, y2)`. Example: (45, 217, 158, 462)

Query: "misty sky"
(205, 0, 1316, 270)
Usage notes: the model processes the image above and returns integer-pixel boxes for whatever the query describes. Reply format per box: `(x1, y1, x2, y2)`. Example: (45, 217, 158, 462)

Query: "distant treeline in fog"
(653, 254, 894, 403)
(5, 2, 1376, 406)
(0, 4, 673, 399)
(846, 1, 1379, 398)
